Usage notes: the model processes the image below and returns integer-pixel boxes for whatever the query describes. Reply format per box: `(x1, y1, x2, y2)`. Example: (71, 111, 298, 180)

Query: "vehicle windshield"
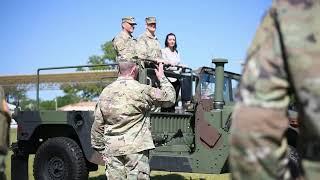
(199, 69, 240, 102)
(200, 73, 215, 99)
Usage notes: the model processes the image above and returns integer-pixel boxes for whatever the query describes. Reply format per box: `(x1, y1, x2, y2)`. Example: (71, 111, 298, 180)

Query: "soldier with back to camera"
(91, 59, 175, 179)
(0, 86, 10, 180)
(230, 0, 320, 179)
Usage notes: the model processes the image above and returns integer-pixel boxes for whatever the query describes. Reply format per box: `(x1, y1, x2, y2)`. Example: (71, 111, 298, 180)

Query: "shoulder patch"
(153, 89, 162, 99)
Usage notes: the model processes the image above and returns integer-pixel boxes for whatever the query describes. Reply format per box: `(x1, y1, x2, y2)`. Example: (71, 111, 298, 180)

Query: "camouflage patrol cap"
(145, 17, 156, 24)
(122, 16, 137, 25)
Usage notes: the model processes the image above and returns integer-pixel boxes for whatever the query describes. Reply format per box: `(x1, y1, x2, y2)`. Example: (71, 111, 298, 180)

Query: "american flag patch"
(154, 89, 162, 98)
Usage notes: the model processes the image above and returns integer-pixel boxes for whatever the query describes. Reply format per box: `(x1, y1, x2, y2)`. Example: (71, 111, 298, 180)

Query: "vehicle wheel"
(288, 145, 302, 178)
(33, 137, 88, 180)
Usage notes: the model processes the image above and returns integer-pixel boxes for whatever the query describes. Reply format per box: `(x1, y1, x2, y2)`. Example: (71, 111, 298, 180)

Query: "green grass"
(5, 129, 229, 180)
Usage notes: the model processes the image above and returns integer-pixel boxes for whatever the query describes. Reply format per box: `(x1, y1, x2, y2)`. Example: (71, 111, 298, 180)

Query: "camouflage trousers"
(105, 150, 150, 180)
(0, 154, 6, 180)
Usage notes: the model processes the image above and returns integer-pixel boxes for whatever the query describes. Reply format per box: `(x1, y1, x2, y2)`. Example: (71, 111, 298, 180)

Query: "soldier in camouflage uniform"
(229, 0, 320, 179)
(113, 16, 137, 61)
(0, 86, 10, 180)
(136, 17, 162, 64)
(91, 60, 175, 179)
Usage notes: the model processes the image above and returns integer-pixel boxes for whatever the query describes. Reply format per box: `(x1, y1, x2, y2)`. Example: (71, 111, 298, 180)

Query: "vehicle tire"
(288, 145, 302, 178)
(33, 137, 88, 180)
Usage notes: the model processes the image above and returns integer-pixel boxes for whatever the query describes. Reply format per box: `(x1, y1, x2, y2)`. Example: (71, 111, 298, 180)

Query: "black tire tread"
(33, 137, 88, 180)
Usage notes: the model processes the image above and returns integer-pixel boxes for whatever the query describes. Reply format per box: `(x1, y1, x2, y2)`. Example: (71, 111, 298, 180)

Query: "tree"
(56, 94, 81, 108)
(39, 100, 55, 110)
(101, 41, 117, 62)
(4, 86, 27, 102)
(3, 86, 35, 110)
(61, 40, 117, 101)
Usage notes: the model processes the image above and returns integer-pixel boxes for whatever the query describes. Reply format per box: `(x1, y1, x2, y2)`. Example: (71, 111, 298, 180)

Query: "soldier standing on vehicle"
(0, 86, 10, 180)
(136, 17, 164, 64)
(113, 16, 137, 61)
(230, 0, 320, 179)
(91, 60, 175, 179)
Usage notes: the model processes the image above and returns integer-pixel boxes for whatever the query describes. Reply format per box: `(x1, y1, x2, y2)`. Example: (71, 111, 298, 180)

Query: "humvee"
(11, 58, 241, 180)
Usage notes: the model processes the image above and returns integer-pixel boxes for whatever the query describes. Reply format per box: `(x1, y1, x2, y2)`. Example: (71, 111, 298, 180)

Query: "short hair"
(164, 33, 178, 52)
(118, 61, 137, 75)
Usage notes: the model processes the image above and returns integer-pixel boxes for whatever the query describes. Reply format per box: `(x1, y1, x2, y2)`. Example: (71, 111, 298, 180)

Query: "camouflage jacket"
(237, 0, 320, 111)
(136, 30, 162, 62)
(91, 76, 175, 156)
(112, 30, 137, 61)
(0, 87, 10, 154)
(230, 1, 320, 179)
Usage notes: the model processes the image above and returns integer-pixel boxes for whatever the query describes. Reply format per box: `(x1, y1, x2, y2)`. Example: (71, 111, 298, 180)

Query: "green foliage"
(56, 94, 81, 108)
(101, 41, 117, 62)
(62, 83, 104, 101)
(88, 55, 106, 69)
(3, 86, 38, 110)
(2, 40, 116, 110)
(39, 100, 56, 110)
(20, 99, 37, 110)
(61, 40, 117, 101)
(4, 86, 27, 103)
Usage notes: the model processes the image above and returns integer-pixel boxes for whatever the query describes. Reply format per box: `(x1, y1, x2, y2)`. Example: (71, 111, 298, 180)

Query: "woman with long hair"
(161, 33, 181, 66)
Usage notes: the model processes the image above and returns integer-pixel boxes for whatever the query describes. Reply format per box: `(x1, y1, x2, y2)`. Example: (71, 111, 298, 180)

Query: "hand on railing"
(139, 58, 191, 73)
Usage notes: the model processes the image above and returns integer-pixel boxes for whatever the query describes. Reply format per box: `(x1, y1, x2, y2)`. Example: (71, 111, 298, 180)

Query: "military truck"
(11, 58, 241, 180)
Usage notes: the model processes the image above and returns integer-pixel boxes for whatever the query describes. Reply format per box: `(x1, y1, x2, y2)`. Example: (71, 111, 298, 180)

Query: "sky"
(1, 0, 272, 76)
